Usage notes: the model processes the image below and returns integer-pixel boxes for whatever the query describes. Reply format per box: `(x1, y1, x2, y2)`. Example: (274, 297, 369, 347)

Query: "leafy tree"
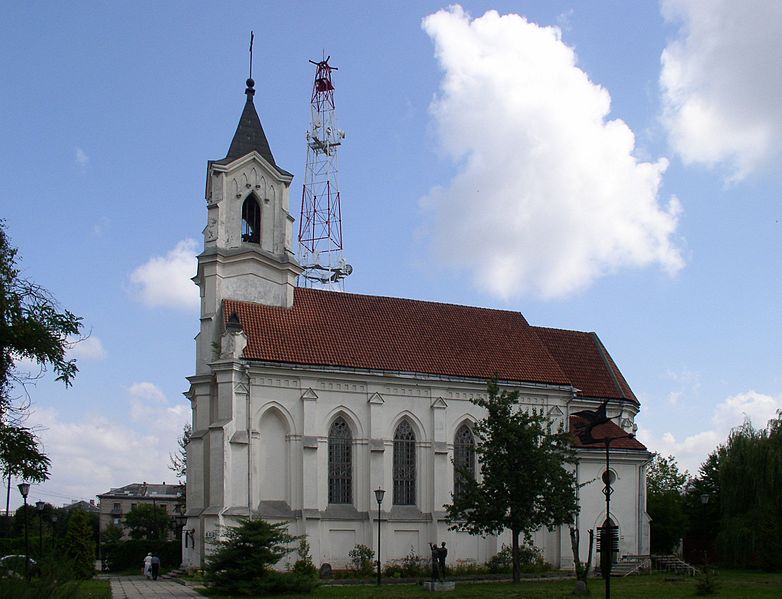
(445, 379, 578, 582)
(683, 448, 724, 561)
(123, 503, 171, 540)
(63, 509, 96, 579)
(168, 423, 191, 481)
(205, 517, 315, 596)
(718, 414, 782, 570)
(101, 522, 124, 544)
(647, 454, 689, 554)
(1, 425, 50, 524)
(0, 220, 82, 415)
(0, 220, 82, 515)
(0, 425, 50, 482)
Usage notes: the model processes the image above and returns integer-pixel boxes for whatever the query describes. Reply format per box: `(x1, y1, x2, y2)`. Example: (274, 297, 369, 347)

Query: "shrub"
(487, 542, 548, 574)
(291, 538, 318, 581)
(204, 517, 314, 596)
(695, 567, 719, 596)
(347, 544, 375, 576)
(382, 545, 429, 579)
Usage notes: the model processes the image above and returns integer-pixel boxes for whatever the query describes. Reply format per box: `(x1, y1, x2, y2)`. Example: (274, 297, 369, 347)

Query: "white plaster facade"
(182, 82, 651, 571)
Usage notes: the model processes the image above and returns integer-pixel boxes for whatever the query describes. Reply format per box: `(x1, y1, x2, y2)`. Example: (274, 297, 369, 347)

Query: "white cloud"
(16, 385, 190, 509)
(638, 389, 782, 473)
(129, 239, 199, 310)
(128, 381, 189, 435)
(66, 335, 107, 361)
(663, 367, 701, 406)
(75, 147, 89, 168)
(420, 6, 683, 299)
(660, 0, 782, 180)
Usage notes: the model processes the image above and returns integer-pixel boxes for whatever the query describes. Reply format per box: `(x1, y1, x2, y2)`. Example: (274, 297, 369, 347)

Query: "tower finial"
(249, 31, 254, 80)
(246, 31, 255, 97)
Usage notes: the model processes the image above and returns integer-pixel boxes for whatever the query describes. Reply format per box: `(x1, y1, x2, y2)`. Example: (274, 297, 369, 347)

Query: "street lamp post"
(17, 483, 30, 580)
(374, 488, 385, 586)
(571, 401, 634, 599)
(36, 501, 45, 558)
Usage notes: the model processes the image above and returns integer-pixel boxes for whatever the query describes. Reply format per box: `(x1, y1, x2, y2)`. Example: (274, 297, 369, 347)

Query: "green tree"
(647, 454, 689, 554)
(0, 220, 82, 413)
(718, 414, 782, 570)
(683, 448, 724, 560)
(123, 503, 171, 540)
(204, 517, 315, 596)
(64, 509, 96, 579)
(1, 425, 50, 522)
(445, 379, 579, 583)
(0, 220, 82, 515)
(168, 423, 191, 481)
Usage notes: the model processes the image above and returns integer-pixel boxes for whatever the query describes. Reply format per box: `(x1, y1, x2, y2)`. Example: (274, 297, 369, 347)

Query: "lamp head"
(36, 501, 45, 512)
(374, 487, 385, 504)
(17, 482, 30, 499)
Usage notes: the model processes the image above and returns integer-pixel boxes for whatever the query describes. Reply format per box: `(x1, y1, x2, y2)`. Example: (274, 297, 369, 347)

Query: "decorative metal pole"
(374, 488, 385, 586)
(603, 440, 612, 599)
(36, 501, 45, 558)
(17, 483, 30, 580)
(572, 401, 634, 599)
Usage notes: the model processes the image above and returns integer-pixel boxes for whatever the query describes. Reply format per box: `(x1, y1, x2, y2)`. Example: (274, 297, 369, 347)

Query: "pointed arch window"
(328, 417, 352, 504)
(241, 195, 261, 243)
(454, 424, 475, 500)
(393, 420, 416, 505)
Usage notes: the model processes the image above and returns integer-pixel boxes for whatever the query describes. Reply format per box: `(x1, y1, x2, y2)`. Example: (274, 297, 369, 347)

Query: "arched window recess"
(241, 194, 261, 244)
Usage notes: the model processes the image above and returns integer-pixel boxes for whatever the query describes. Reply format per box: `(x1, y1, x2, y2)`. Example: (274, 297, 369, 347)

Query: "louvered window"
(393, 420, 416, 505)
(328, 417, 352, 504)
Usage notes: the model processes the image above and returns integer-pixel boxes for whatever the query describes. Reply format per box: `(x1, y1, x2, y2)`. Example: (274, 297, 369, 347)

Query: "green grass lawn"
(195, 570, 782, 598)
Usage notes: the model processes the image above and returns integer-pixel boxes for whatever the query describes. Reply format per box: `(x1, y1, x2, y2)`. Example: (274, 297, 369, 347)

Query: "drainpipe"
(242, 363, 252, 513)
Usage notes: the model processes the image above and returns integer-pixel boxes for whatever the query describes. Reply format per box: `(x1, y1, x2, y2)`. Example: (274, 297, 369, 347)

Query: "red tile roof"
(223, 289, 637, 403)
(569, 416, 647, 450)
(225, 289, 570, 385)
(533, 327, 638, 404)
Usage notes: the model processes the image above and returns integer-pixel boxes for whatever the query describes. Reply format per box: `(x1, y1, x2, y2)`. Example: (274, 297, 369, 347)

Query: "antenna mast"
(298, 57, 352, 289)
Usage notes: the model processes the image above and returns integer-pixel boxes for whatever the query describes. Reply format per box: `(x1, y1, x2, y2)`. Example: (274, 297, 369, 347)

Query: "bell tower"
(193, 77, 302, 374)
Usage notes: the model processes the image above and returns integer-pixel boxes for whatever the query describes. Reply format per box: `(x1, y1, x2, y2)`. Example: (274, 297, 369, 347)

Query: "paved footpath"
(110, 575, 202, 598)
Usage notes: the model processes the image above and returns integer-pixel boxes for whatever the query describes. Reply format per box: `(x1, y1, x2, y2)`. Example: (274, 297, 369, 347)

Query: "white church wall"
(184, 358, 648, 571)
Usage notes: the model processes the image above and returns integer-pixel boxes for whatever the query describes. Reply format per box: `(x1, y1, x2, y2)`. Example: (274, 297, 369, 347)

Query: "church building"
(182, 76, 651, 570)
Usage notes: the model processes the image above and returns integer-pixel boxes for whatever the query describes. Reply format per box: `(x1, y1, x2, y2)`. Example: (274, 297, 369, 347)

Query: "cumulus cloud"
(19, 385, 190, 509)
(129, 239, 199, 310)
(128, 381, 189, 435)
(420, 6, 683, 299)
(660, 0, 782, 180)
(638, 389, 782, 473)
(66, 335, 107, 361)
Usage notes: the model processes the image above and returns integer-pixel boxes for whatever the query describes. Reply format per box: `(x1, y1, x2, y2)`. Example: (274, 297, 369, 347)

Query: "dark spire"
(224, 78, 277, 165)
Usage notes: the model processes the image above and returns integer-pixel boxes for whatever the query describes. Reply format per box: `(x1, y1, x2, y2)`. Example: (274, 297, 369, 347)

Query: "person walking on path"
(151, 554, 161, 580)
(142, 552, 153, 579)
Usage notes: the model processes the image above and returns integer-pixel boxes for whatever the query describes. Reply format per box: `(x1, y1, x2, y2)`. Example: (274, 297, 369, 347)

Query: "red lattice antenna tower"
(298, 57, 352, 289)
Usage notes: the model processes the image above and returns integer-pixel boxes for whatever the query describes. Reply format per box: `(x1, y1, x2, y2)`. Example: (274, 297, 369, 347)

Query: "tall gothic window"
(241, 196, 261, 243)
(393, 420, 416, 505)
(453, 424, 475, 500)
(328, 417, 352, 504)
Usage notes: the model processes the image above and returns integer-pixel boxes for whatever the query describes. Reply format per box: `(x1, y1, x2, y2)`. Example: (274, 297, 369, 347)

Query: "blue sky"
(2, 1, 781, 510)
